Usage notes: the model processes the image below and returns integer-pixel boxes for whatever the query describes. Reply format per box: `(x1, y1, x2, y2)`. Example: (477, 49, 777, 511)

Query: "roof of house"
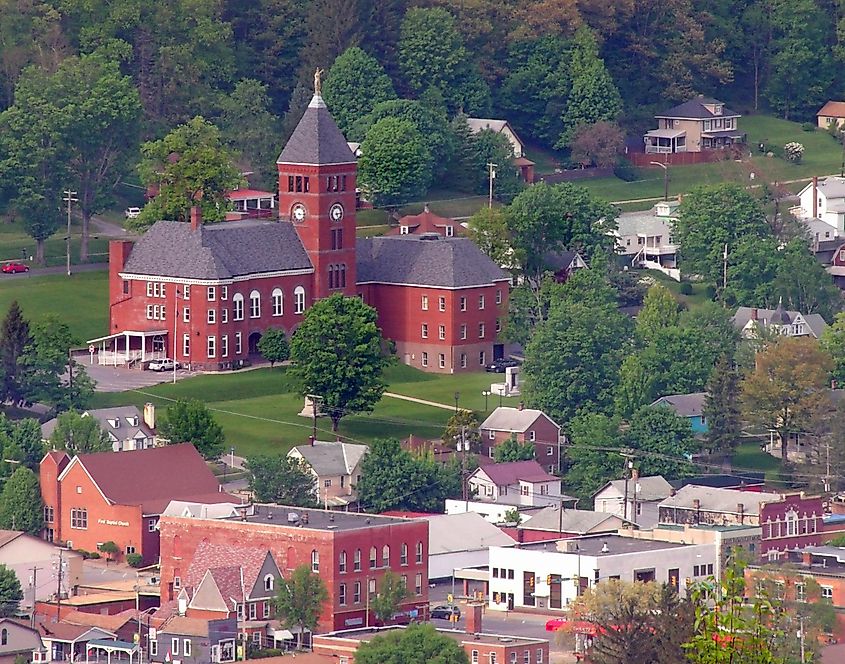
(818, 101, 845, 117)
(543, 250, 584, 272)
(289, 440, 368, 477)
(651, 392, 707, 418)
(798, 176, 845, 200)
(466, 118, 511, 134)
(36, 621, 115, 643)
(594, 475, 673, 502)
(156, 616, 216, 638)
(41, 406, 154, 444)
(421, 512, 515, 554)
(519, 507, 628, 534)
(472, 460, 558, 486)
(480, 407, 558, 433)
(731, 306, 827, 337)
(659, 485, 781, 515)
(122, 219, 313, 280)
(277, 93, 356, 166)
(65, 443, 228, 514)
(655, 96, 740, 119)
(62, 610, 138, 632)
(0, 529, 24, 548)
(160, 500, 243, 519)
(185, 541, 269, 590)
(227, 188, 274, 200)
(520, 533, 689, 555)
(387, 207, 460, 236)
(356, 235, 510, 288)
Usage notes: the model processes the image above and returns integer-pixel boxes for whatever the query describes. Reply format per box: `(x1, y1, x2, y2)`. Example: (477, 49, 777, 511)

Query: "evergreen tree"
(0, 564, 22, 617)
(0, 466, 42, 535)
(703, 356, 741, 457)
(0, 301, 31, 405)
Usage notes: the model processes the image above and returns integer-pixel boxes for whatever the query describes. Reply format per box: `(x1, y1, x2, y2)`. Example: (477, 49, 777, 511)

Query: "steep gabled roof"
(41, 406, 153, 444)
(387, 207, 460, 236)
(289, 440, 368, 476)
(519, 507, 628, 534)
(594, 475, 673, 502)
(277, 94, 356, 166)
(655, 96, 740, 120)
(659, 485, 781, 515)
(651, 393, 708, 418)
(472, 460, 558, 486)
(480, 407, 559, 433)
(185, 541, 271, 593)
(818, 101, 845, 118)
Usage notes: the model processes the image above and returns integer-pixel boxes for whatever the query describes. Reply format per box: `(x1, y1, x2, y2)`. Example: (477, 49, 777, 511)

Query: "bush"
(802, 122, 817, 132)
(126, 553, 143, 568)
(678, 281, 693, 295)
(783, 142, 804, 163)
(704, 284, 717, 300)
(613, 157, 637, 182)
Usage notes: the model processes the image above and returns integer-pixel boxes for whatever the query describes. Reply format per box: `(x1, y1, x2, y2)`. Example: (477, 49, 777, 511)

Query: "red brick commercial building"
(40, 444, 236, 563)
(97, 85, 508, 373)
(159, 505, 430, 633)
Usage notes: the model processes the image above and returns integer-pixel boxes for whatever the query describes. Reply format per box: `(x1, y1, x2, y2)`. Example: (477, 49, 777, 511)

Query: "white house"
(614, 203, 679, 276)
(467, 461, 564, 507)
(287, 439, 368, 508)
(465, 118, 526, 158)
(731, 302, 827, 339)
(40, 404, 157, 452)
(487, 534, 717, 611)
(592, 475, 674, 528)
(795, 176, 845, 233)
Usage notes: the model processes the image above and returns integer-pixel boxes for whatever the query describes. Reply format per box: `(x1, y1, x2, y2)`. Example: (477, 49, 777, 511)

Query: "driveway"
(77, 353, 196, 392)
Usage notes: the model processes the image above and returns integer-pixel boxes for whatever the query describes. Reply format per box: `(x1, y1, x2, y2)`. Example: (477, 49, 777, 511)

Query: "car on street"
(148, 358, 179, 372)
(485, 357, 520, 373)
(430, 605, 461, 620)
(1, 262, 29, 274)
(125, 207, 142, 219)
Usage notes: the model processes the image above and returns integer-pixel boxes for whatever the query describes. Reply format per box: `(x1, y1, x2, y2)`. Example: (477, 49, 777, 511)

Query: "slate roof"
(422, 512, 515, 555)
(651, 392, 707, 418)
(818, 101, 845, 118)
(277, 94, 356, 166)
(67, 443, 228, 514)
(41, 406, 153, 444)
(655, 96, 740, 119)
(474, 460, 558, 486)
(519, 507, 628, 534)
(732, 306, 827, 338)
(122, 219, 312, 280)
(289, 440, 368, 476)
(387, 207, 460, 236)
(356, 236, 510, 288)
(659, 485, 781, 515)
(480, 407, 558, 433)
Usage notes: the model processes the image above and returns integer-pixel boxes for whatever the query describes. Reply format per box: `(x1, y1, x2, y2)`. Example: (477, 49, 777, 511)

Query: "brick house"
(39, 444, 235, 563)
(158, 505, 429, 634)
(96, 83, 508, 374)
(760, 493, 826, 560)
(479, 407, 563, 473)
(386, 206, 463, 237)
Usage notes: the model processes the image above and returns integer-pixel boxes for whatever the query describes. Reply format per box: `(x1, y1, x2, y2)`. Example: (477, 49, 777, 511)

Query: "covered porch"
(644, 128, 686, 154)
(87, 330, 168, 367)
(85, 640, 139, 664)
(701, 129, 746, 149)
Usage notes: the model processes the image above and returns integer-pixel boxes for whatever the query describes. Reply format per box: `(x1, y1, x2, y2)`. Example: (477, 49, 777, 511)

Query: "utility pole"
(55, 549, 64, 618)
(29, 565, 42, 628)
(723, 243, 729, 292)
(620, 450, 636, 521)
(63, 190, 78, 277)
(487, 163, 497, 209)
(307, 394, 322, 440)
(824, 440, 832, 492)
(798, 616, 805, 663)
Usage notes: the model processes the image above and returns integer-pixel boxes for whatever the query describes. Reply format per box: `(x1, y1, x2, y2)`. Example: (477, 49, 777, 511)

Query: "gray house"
(148, 616, 236, 664)
(41, 405, 157, 452)
(593, 475, 674, 528)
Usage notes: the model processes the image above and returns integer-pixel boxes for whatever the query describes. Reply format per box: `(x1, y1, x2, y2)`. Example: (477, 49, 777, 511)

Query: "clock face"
(330, 203, 344, 222)
(292, 203, 306, 222)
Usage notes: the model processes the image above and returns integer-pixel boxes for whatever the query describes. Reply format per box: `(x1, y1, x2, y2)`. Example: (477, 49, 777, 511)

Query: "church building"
(99, 80, 509, 374)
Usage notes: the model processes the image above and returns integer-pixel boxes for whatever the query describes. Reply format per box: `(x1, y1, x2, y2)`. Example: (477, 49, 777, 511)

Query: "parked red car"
(1, 262, 29, 274)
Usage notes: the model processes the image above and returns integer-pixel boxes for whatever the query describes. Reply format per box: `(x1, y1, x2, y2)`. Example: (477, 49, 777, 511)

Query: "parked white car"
(148, 358, 179, 372)
(125, 207, 142, 219)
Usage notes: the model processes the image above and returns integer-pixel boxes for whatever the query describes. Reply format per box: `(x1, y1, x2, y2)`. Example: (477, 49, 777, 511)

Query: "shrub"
(802, 122, 817, 132)
(126, 553, 143, 568)
(613, 157, 637, 182)
(784, 142, 804, 163)
(704, 284, 717, 300)
(679, 282, 693, 295)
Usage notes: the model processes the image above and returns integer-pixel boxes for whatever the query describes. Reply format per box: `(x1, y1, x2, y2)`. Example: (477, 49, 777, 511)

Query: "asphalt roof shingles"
(277, 94, 356, 165)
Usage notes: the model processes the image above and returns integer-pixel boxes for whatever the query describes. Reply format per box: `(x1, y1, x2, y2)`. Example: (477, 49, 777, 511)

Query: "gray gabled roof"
(122, 219, 313, 280)
(651, 393, 707, 418)
(480, 407, 559, 433)
(519, 507, 628, 534)
(658, 485, 781, 515)
(731, 306, 827, 338)
(356, 235, 510, 288)
(423, 512, 515, 554)
(594, 475, 674, 502)
(289, 440, 368, 477)
(41, 406, 154, 442)
(277, 94, 356, 165)
(655, 96, 740, 120)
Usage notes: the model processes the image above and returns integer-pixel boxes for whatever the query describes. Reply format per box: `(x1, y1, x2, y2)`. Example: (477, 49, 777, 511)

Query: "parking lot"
(76, 352, 195, 392)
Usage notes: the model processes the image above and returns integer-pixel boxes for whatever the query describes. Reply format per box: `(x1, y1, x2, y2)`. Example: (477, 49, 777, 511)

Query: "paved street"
(0, 262, 107, 280)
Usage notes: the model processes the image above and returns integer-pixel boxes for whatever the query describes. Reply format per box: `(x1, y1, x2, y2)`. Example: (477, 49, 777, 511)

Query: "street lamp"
(454, 392, 460, 414)
(482, 390, 491, 410)
(649, 161, 669, 201)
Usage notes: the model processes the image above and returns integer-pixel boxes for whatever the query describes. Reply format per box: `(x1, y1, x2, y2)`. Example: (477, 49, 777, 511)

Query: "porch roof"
(644, 128, 686, 139)
(701, 129, 746, 139)
(87, 330, 168, 344)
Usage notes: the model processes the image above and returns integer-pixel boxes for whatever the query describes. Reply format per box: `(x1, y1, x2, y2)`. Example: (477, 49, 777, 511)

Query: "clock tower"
(277, 71, 358, 300)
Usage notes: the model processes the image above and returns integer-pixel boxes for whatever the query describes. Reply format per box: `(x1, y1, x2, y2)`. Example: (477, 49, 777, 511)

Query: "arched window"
(416, 541, 423, 564)
(1, 628, 7, 645)
(249, 290, 261, 318)
(382, 544, 390, 567)
(264, 574, 274, 592)
(339, 550, 347, 573)
(294, 286, 306, 314)
(369, 546, 377, 569)
(233, 294, 244, 321)
(328, 265, 336, 290)
(353, 549, 361, 572)
(311, 549, 319, 572)
(339, 264, 347, 288)
(272, 288, 283, 316)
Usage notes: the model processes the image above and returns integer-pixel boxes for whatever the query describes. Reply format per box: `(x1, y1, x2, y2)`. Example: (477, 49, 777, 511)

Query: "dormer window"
(400, 225, 409, 235)
(128, 416, 139, 426)
(445, 226, 454, 237)
(714, 104, 723, 115)
(264, 574, 274, 592)
(108, 418, 119, 429)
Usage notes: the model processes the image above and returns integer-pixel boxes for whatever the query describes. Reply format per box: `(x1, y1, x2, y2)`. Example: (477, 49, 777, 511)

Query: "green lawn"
(0, 271, 109, 342)
(0, 218, 112, 268)
(87, 363, 521, 458)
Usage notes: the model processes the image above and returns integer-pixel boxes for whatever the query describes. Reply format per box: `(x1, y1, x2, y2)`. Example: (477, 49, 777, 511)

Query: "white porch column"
(125, 332, 130, 362)
(141, 336, 146, 363)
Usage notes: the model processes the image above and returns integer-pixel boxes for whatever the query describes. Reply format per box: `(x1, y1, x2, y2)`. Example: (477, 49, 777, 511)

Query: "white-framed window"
(147, 282, 153, 297)
(221, 308, 228, 323)
(339, 551, 347, 574)
(439, 354, 445, 369)
(529, 430, 536, 441)
(421, 352, 428, 367)
(415, 573, 422, 595)
(460, 324, 467, 340)
(149, 641, 158, 657)
(207, 309, 216, 324)
(479, 351, 486, 365)
(183, 334, 190, 357)
(311, 549, 319, 572)
(183, 308, 190, 323)
(172, 639, 179, 656)
(460, 354, 467, 368)
(250, 290, 261, 318)
(233, 294, 244, 320)
(439, 296, 446, 312)
(70, 508, 87, 529)
(496, 289, 502, 305)
(353, 581, 361, 604)
(369, 547, 377, 569)
(184, 639, 192, 657)
(822, 585, 833, 601)
(445, 225, 454, 237)
(272, 288, 283, 316)
(294, 286, 306, 314)
(235, 332, 242, 355)
(416, 541, 423, 564)
(148, 519, 157, 532)
(249, 602, 257, 620)
(479, 323, 485, 338)
(174, 576, 181, 589)
(400, 543, 408, 566)
(796, 583, 806, 602)
(264, 574, 274, 592)
(207, 286, 216, 301)
(421, 324, 428, 339)
(439, 325, 445, 340)
(221, 335, 229, 357)
(460, 297, 467, 311)
(368, 578, 376, 597)
(339, 583, 347, 606)
(479, 295, 485, 310)
(354, 549, 361, 572)
(496, 318, 501, 333)
(207, 336, 216, 358)
(183, 285, 190, 300)
(421, 295, 429, 311)
(382, 545, 390, 567)
(472, 651, 479, 664)
(263, 601, 270, 618)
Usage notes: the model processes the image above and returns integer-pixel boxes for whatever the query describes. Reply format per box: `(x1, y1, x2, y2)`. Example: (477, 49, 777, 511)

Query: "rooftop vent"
(601, 541, 609, 553)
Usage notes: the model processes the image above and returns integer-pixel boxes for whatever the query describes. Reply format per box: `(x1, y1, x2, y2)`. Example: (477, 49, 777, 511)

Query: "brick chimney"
(813, 176, 819, 219)
(143, 402, 156, 430)
(465, 603, 483, 634)
(190, 206, 202, 231)
(751, 308, 758, 321)
(737, 503, 745, 524)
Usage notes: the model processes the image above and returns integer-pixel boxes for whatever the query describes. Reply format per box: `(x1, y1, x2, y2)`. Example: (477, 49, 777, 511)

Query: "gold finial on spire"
(314, 68, 324, 95)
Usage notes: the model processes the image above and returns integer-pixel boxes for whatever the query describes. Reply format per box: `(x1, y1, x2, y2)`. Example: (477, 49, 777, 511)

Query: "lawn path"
(383, 391, 458, 411)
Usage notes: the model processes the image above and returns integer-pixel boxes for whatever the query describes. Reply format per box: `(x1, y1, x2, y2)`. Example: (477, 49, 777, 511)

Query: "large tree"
(256, 328, 289, 368)
(741, 337, 832, 461)
(564, 413, 624, 500)
(0, 564, 22, 617)
(635, 284, 680, 345)
(821, 312, 845, 385)
(569, 121, 624, 168)
(158, 399, 225, 460)
(370, 571, 409, 625)
(466, 207, 511, 267)
(246, 455, 315, 507)
(290, 294, 389, 431)
(703, 356, 742, 458)
(441, 410, 481, 453)
(0, 301, 31, 406)
(323, 46, 396, 135)
(0, 466, 42, 535)
(356, 623, 469, 664)
(673, 184, 770, 289)
(134, 116, 244, 229)
(625, 406, 697, 479)
(358, 117, 432, 207)
(0, 416, 44, 471)
(274, 564, 328, 650)
(48, 411, 110, 455)
(493, 437, 536, 463)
